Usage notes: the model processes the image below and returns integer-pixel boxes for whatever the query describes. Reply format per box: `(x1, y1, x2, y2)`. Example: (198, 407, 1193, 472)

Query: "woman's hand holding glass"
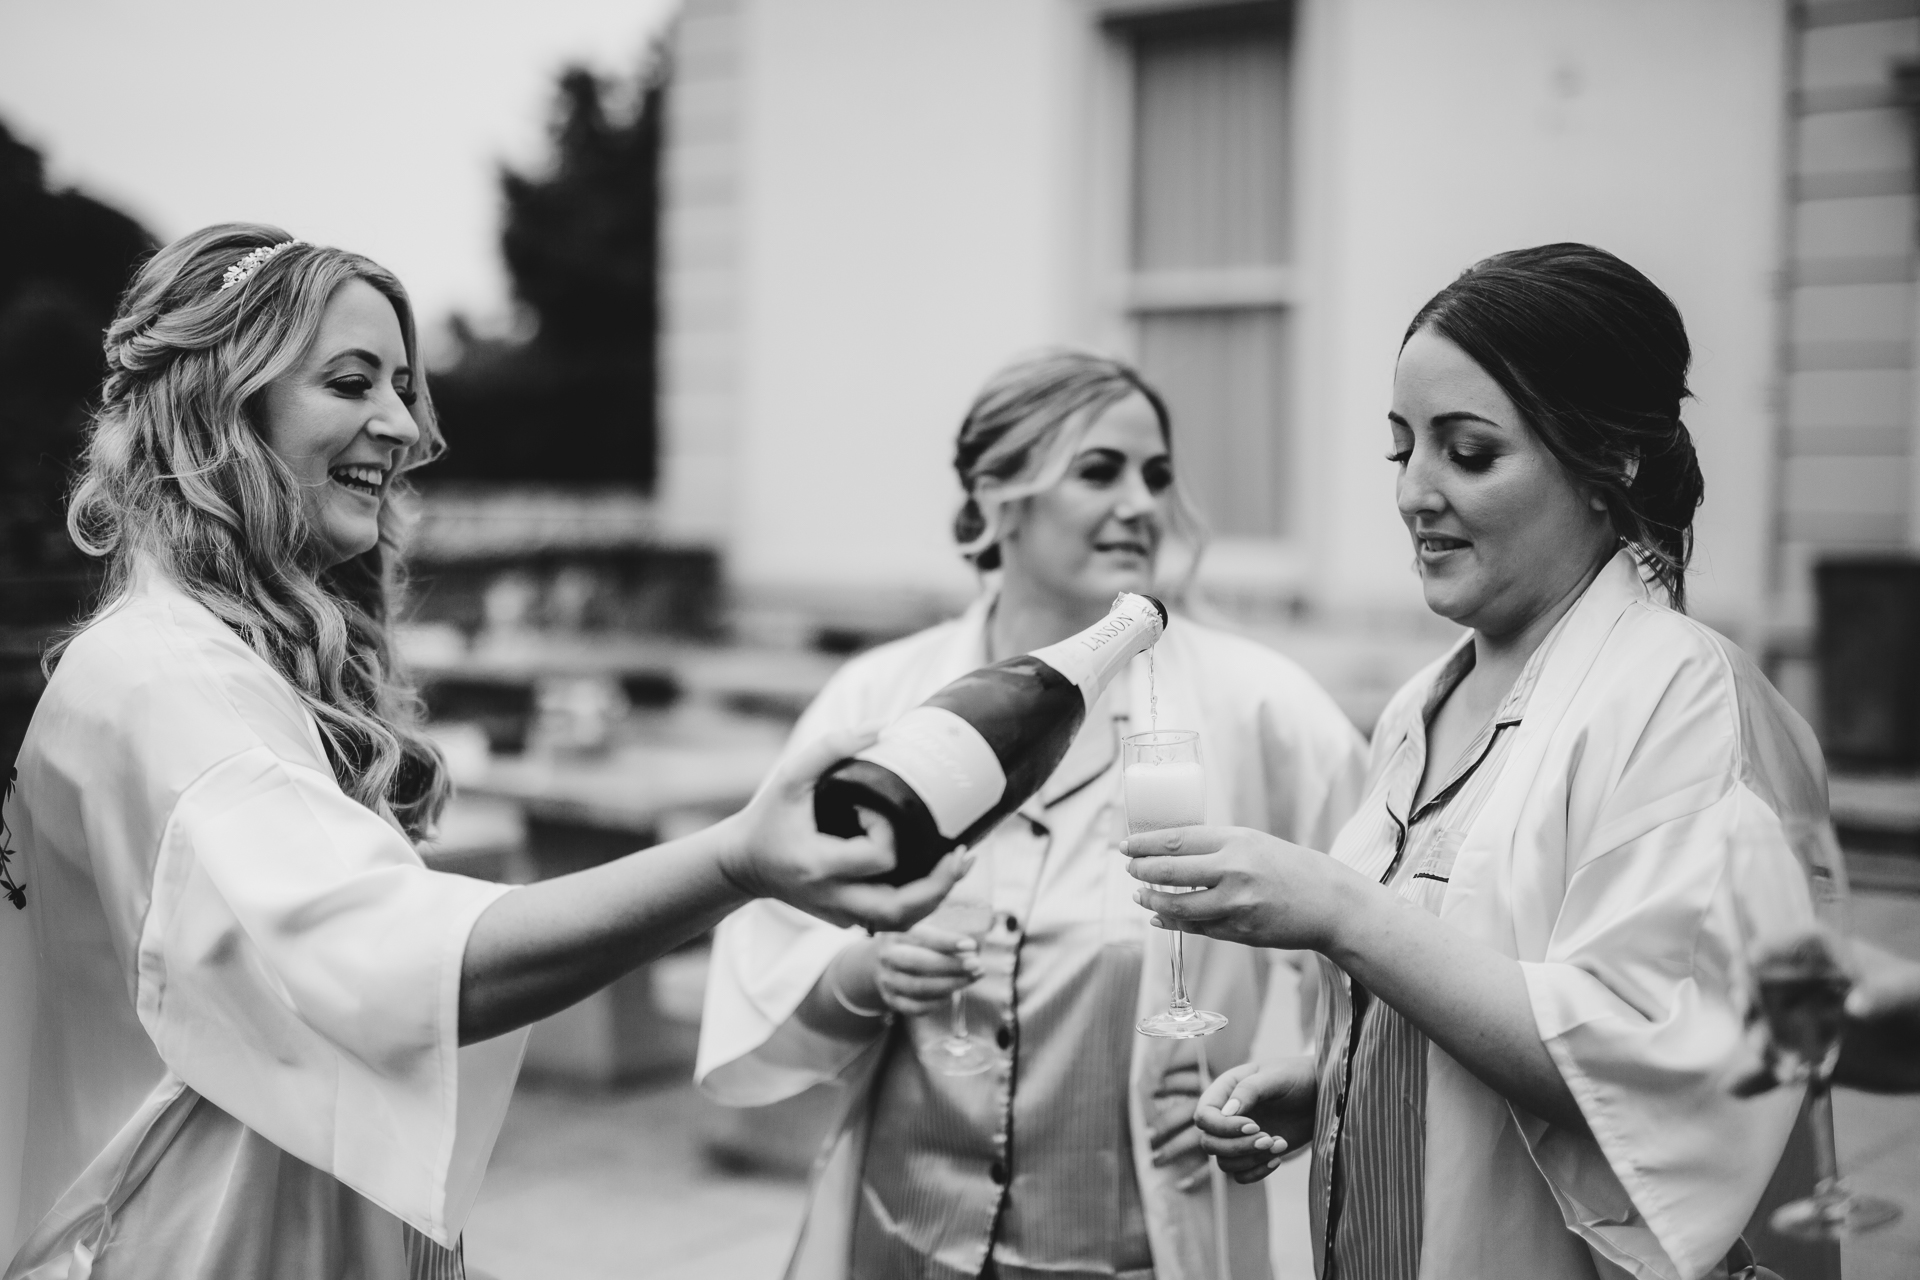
(865, 926, 985, 1018)
(1123, 824, 1366, 953)
(1192, 1058, 1319, 1184)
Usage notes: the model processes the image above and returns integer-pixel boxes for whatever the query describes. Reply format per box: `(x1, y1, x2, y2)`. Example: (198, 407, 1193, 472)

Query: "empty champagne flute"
(1126, 730, 1227, 1038)
(1732, 815, 1900, 1240)
(922, 854, 997, 1076)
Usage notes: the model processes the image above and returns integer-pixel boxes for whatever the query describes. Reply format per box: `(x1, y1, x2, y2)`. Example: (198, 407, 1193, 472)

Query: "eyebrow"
(1386, 410, 1504, 429)
(1075, 445, 1168, 462)
(324, 347, 410, 376)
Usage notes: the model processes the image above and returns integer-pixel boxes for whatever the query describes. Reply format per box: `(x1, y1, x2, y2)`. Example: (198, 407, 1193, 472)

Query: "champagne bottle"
(815, 592, 1168, 885)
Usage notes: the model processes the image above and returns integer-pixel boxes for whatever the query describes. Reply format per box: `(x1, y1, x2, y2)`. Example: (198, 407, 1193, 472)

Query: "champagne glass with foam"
(1732, 815, 1899, 1240)
(1125, 730, 1227, 1038)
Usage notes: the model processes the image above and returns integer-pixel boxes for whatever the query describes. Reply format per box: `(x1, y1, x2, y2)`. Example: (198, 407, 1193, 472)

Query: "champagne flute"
(1732, 815, 1900, 1240)
(1126, 730, 1228, 1038)
(922, 851, 997, 1076)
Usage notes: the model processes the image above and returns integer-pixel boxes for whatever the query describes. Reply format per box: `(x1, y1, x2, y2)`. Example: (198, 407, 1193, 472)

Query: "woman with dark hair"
(0, 224, 953, 1280)
(699, 350, 1367, 1280)
(1132, 244, 1824, 1278)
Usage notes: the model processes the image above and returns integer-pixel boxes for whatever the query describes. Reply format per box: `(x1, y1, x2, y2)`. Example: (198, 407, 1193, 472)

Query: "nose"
(1396, 441, 1444, 523)
(366, 390, 421, 457)
(1114, 466, 1160, 523)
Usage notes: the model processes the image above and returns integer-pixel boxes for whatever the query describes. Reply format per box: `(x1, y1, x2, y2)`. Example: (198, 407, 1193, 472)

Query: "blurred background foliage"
(427, 52, 665, 489)
(0, 119, 152, 625)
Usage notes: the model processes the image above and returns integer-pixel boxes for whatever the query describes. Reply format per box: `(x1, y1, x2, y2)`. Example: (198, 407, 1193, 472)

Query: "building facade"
(655, 0, 1918, 684)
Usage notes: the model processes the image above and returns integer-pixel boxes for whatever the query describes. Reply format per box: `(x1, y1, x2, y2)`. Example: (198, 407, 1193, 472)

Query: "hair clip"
(220, 239, 304, 291)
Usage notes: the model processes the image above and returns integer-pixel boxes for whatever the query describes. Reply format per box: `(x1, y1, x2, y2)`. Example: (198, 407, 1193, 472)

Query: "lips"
(329, 464, 386, 497)
(1094, 540, 1151, 557)
(1416, 533, 1470, 554)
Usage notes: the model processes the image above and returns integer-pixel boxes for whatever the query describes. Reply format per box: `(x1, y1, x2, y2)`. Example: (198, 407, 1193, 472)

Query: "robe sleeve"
(1514, 645, 1810, 1279)
(133, 745, 524, 1247)
(695, 657, 889, 1106)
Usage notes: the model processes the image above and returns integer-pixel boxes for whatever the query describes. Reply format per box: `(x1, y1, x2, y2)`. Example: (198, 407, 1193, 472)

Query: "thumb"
(1201, 1061, 1257, 1113)
(773, 727, 880, 800)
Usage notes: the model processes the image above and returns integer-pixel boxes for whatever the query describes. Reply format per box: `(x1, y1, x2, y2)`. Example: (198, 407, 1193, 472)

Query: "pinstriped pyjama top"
(850, 697, 1161, 1280)
(404, 1227, 464, 1279)
(1308, 628, 1556, 1280)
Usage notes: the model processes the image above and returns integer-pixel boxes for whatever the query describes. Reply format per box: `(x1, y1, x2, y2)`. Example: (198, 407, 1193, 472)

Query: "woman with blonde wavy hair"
(0, 223, 957, 1280)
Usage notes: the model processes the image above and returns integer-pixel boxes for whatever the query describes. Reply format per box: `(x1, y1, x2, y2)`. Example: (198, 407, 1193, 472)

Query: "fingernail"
(1239, 1120, 1258, 1135)
(1267, 1155, 1283, 1169)
(1149, 917, 1165, 929)
(1253, 1135, 1271, 1151)
(1845, 991, 1868, 1017)
(1272, 1139, 1288, 1154)
(1133, 889, 1146, 906)
(1221, 1099, 1242, 1117)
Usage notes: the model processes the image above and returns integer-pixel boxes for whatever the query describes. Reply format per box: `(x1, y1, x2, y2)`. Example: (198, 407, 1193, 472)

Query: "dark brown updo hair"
(1406, 243, 1704, 610)
(952, 350, 1198, 571)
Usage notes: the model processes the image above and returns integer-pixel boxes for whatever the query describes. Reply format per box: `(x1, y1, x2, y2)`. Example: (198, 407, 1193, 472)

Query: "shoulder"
(793, 614, 976, 733)
(38, 582, 323, 778)
(1588, 602, 1824, 812)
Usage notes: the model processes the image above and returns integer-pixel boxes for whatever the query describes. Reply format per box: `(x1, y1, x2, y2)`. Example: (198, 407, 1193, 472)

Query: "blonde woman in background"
(699, 351, 1368, 1280)
(0, 224, 955, 1280)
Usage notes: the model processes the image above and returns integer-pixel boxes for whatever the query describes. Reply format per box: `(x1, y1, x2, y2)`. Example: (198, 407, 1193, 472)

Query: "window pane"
(1132, 21, 1289, 271)
(1138, 308, 1291, 537)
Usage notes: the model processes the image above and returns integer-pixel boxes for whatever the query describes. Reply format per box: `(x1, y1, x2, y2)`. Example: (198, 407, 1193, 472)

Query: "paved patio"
(459, 886, 1919, 1280)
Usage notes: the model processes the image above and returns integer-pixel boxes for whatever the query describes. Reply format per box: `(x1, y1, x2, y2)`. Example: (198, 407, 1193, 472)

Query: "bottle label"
(1030, 592, 1165, 708)
(858, 705, 1007, 840)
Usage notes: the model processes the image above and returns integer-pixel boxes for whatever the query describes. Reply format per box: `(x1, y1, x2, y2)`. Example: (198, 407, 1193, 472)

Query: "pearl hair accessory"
(219, 239, 303, 291)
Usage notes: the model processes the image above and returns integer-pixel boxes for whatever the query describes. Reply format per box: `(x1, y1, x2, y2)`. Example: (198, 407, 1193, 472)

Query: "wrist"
(708, 812, 762, 904)
(1317, 869, 1389, 967)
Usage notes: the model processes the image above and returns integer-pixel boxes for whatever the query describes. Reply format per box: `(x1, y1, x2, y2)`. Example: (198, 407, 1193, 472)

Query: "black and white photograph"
(0, 1, 1917, 1277)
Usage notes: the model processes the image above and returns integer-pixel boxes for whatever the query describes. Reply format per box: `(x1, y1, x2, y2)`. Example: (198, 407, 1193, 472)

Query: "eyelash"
(330, 375, 418, 408)
(1383, 447, 1496, 473)
(1078, 463, 1174, 492)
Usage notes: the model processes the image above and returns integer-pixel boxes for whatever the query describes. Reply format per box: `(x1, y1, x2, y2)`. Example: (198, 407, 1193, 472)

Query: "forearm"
(459, 815, 752, 1044)
(1324, 880, 1588, 1135)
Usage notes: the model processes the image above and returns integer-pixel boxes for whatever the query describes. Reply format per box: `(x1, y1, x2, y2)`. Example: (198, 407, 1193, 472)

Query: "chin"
(1083, 565, 1154, 603)
(316, 524, 382, 568)
(1417, 576, 1480, 625)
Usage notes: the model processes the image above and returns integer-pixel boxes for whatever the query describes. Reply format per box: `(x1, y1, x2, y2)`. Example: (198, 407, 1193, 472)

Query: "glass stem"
(949, 989, 968, 1043)
(1807, 1081, 1841, 1193)
(1169, 931, 1191, 1015)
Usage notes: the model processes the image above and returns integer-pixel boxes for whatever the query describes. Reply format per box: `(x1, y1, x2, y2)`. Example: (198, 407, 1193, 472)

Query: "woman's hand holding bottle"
(724, 727, 971, 932)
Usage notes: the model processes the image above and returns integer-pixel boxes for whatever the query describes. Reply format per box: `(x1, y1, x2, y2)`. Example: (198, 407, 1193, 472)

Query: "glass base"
(925, 1035, 994, 1076)
(1136, 1007, 1229, 1039)
(1770, 1185, 1902, 1241)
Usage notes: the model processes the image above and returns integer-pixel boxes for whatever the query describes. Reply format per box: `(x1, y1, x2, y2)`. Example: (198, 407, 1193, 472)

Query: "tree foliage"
(428, 55, 665, 488)
(0, 120, 154, 615)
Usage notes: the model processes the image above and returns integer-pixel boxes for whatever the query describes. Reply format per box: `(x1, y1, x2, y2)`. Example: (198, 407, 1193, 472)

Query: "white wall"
(726, 0, 1087, 603)
(681, 0, 1788, 632)
(1295, 0, 1788, 633)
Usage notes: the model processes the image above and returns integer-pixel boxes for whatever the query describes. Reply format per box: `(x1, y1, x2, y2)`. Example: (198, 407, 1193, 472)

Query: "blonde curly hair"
(52, 222, 449, 839)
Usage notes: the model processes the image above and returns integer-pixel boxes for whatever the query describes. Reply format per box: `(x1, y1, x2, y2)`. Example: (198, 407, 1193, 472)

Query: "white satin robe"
(697, 599, 1368, 1280)
(0, 572, 528, 1278)
(1346, 550, 1818, 1280)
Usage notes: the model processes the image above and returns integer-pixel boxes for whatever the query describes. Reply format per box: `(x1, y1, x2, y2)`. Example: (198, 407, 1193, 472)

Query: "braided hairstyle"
(53, 222, 450, 839)
(1405, 243, 1705, 610)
